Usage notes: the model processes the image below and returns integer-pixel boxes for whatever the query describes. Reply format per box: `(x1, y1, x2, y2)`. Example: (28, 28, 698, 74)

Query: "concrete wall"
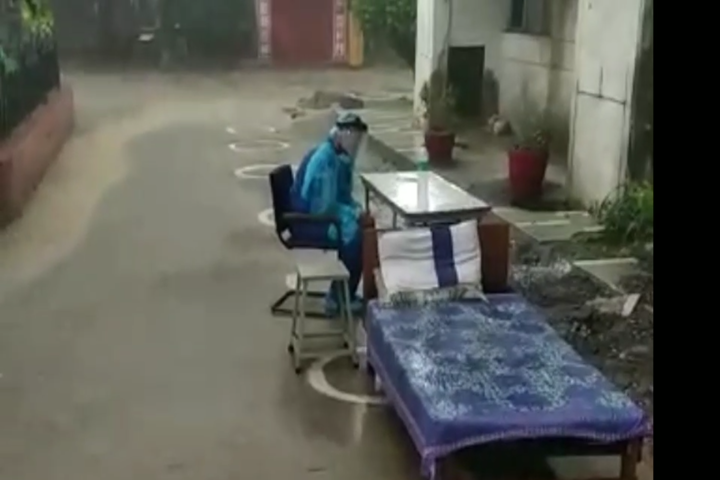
(413, 0, 451, 120)
(568, 0, 645, 204)
(498, 0, 578, 151)
(414, 0, 509, 120)
(449, 0, 510, 77)
(415, 0, 648, 205)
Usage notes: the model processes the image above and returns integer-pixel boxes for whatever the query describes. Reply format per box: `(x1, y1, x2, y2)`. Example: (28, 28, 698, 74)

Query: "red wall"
(269, 0, 335, 65)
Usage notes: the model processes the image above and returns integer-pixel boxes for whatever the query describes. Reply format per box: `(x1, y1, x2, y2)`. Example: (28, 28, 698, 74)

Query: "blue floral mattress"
(366, 294, 652, 477)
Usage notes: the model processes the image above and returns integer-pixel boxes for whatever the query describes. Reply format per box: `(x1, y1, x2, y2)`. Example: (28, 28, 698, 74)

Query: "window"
(508, 0, 549, 35)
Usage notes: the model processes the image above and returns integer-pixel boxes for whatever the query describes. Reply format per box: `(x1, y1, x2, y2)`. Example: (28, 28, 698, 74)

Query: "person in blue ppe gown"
(289, 112, 368, 315)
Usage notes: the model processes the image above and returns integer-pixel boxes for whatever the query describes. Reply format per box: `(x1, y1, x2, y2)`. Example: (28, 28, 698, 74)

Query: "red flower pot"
(424, 130, 456, 165)
(508, 147, 549, 204)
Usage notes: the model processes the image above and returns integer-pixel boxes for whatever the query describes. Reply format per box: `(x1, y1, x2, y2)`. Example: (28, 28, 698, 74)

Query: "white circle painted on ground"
(306, 348, 386, 406)
(229, 139, 290, 153)
(226, 126, 278, 135)
(258, 208, 274, 227)
(234, 163, 298, 180)
(234, 164, 278, 180)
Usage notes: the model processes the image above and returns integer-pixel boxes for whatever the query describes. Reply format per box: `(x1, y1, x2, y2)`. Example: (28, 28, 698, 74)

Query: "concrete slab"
(494, 207, 592, 225)
(574, 258, 641, 292)
(516, 216, 603, 243)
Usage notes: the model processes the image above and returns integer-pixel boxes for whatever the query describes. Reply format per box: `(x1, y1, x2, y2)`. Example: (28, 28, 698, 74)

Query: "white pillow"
(374, 268, 389, 301)
(377, 220, 483, 299)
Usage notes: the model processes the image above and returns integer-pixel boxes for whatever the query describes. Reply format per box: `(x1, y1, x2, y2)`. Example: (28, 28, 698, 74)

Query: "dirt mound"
(297, 90, 365, 110)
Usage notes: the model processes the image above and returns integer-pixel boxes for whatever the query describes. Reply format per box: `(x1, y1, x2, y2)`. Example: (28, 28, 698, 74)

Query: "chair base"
(270, 289, 330, 319)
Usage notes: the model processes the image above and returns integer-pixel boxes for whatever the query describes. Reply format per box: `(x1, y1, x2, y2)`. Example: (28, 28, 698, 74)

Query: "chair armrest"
(284, 212, 338, 225)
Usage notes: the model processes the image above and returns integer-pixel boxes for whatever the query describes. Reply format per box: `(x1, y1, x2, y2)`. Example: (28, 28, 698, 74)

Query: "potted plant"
(508, 117, 551, 204)
(420, 69, 456, 164)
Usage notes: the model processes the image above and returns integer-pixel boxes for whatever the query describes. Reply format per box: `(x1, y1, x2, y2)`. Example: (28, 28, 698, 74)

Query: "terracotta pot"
(508, 147, 549, 204)
(424, 130, 456, 164)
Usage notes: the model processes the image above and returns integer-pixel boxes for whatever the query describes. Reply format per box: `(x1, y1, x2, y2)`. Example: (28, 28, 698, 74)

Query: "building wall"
(414, 0, 509, 120)
(419, 0, 647, 205)
(498, 0, 578, 153)
(568, 0, 645, 204)
(413, 0, 450, 120)
(439, 0, 578, 145)
(449, 0, 509, 78)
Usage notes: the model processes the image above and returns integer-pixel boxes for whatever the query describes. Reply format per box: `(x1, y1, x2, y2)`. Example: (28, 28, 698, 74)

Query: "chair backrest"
(269, 165, 294, 240)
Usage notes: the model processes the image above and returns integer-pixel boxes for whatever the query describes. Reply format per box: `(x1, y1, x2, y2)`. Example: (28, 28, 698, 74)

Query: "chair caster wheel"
(352, 361, 360, 369)
(287, 344, 294, 353)
(294, 367, 303, 375)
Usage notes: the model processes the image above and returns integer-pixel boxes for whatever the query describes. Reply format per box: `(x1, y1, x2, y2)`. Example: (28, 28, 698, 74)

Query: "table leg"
(364, 188, 370, 212)
(620, 440, 641, 480)
(436, 457, 470, 480)
(392, 211, 397, 228)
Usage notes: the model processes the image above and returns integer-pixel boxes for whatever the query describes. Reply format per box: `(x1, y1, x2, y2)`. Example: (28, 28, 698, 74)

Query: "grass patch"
(592, 181, 654, 244)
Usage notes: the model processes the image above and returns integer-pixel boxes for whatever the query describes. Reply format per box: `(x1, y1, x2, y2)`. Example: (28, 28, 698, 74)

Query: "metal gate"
(50, 0, 155, 56)
(50, 0, 258, 61)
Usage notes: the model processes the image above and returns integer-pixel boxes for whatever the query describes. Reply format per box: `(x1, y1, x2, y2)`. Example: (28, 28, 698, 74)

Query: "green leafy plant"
(0, 46, 19, 73)
(350, 0, 416, 69)
(163, 0, 257, 57)
(0, 2, 21, 72)
(510, 82, 553, 153)
(592, 181, 654, 243)
(512, 113, 551, 153)
(419, 68, 456, 132)
(0, 0, 54, 65)
(21, 0, 55, 42)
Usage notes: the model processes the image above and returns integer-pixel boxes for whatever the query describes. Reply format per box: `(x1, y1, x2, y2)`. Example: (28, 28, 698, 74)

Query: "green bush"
(592, 182, 653, 244)
(350, 0, 416, 70)
(162, 0, 256, 57)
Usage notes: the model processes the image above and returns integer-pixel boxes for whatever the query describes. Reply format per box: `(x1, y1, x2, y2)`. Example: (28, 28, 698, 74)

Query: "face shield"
(337, 128, 368, 160)
(334, 112, 369, 162)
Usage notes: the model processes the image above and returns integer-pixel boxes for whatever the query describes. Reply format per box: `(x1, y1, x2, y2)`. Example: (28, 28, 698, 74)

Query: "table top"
(360, 171, 490, 220)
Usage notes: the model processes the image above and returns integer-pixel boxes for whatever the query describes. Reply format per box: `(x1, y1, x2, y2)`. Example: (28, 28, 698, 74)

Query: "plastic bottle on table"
(416, 154, 430, 172)
(416, 154, 430, 211)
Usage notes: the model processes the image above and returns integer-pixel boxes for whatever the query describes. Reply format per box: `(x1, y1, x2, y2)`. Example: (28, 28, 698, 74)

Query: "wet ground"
(0, 68, 425, 480)
(0, 68, 652, 479)
(512, 239, 654, 437)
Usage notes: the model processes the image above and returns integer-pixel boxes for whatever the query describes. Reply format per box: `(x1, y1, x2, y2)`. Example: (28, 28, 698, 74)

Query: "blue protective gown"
(289, 138, 363, 301)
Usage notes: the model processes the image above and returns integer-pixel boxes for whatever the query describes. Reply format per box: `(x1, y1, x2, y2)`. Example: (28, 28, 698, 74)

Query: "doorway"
(447, 46, 485, 118)
(271, 0, 335, 65)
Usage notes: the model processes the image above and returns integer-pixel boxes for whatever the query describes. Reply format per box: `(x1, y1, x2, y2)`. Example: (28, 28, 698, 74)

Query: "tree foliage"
(0, 0, 55, 72)
(160, 0, 257, 57)
(350, 0, 416, 70)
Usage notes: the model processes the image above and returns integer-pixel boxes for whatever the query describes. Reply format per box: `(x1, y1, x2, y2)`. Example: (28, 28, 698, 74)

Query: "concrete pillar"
(567, 0, 646, 204)
(347, 13, 364, 68)
(413, 0, 451, 122)
(256, 0, 272, 62)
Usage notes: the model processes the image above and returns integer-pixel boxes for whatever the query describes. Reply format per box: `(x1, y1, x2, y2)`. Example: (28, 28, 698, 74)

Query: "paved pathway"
(0, 69, 425, 480)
